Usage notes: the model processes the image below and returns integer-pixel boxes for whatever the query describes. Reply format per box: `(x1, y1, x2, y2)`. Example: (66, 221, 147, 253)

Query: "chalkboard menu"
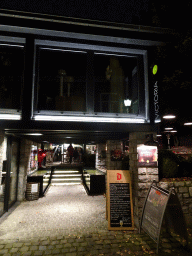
(141, 185, 169, 242)
(107, 170, 134, 230)
(110, 183, 132, 227)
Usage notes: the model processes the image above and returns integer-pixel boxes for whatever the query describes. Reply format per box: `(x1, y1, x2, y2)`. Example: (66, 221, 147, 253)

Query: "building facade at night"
(0, 9, 174, 226)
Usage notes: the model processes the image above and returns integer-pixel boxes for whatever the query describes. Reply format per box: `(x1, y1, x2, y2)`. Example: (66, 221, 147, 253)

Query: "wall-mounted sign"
(111, 149, 123, 161)
(137, 145, 157, 167)
(154, 81, 160, 122)
(31, 183, 38, 193)
(152, 65, 158, 75)
(107, 170, 134, 230)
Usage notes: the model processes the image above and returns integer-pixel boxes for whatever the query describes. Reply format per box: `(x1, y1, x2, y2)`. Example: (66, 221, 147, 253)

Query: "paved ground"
(0, 185, 192, 255)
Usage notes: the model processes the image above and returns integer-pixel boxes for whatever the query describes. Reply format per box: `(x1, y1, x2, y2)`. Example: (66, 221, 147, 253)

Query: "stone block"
(175, 181, 185, 187)
(177, 193, 183, 202)
(138, 168, 146, 175)
(183, 193, 189, 198)
(138, 189, 148, 198)
(168, 182, 174, 188)
(179, 187, 188, 193)
(159, 182, 169, 190)
(189, 187, 192, 197)
(183, 198, 191, 205)
(149, 175, 159, 182)
(138, 175, 148, 183)
(182, 206, 189, 214)
(185, 181, 192, 187)
(138, 182, 151, 190)
(146, 168, 158, 175)
(189, 204, 192, 213)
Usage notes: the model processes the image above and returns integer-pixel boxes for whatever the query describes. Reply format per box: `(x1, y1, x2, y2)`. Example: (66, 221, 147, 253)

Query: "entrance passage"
(45, 167, 82, 186)
(0, 185, 107, 240)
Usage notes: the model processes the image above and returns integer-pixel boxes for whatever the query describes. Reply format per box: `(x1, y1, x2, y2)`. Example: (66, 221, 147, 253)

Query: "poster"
(137, 145, 157, 167)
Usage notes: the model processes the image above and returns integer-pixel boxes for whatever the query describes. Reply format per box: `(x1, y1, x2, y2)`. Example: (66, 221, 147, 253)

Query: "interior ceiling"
(5, 129, 129, 145)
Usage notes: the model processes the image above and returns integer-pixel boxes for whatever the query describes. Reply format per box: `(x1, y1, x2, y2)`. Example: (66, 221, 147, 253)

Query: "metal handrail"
(43, 166, 55, 195)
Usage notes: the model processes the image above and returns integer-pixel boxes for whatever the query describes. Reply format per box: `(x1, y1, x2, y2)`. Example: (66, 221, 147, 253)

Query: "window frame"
(0, 36, 25, 120)
(33, 39, 149, 122)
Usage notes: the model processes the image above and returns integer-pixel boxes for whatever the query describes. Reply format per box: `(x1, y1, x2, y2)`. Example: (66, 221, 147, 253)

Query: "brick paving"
(0, 185, 191, 255)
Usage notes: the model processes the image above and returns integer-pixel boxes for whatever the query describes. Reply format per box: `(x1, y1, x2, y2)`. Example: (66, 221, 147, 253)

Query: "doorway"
(1, 137, 20, 215)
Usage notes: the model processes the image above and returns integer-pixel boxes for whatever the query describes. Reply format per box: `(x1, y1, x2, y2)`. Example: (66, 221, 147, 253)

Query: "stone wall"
(17, 139, 33, 201)
(96, 143, 107, 172)
(106, 140, 123, 170)
(129, 132, 157, 228)
(159, 180, 192, 227)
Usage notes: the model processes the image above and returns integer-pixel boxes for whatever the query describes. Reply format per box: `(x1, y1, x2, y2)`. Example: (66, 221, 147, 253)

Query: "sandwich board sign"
(107, 170, 134, 230)
(140, 181, 189, 254)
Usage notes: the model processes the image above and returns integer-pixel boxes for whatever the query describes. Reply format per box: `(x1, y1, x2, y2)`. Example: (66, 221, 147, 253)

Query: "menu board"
(107, 170, 134, 230)
(110, 183, 132, 227)
(141, 185, 169, 242)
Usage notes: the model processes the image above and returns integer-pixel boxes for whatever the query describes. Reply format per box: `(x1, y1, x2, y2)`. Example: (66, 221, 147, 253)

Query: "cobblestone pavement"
(0, 185, 191, 255)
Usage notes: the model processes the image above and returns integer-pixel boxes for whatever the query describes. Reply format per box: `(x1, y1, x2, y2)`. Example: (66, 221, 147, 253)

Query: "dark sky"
(0, 0, 151, 25)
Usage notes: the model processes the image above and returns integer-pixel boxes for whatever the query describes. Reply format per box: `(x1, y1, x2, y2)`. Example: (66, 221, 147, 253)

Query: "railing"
(43, 166, 55, 195)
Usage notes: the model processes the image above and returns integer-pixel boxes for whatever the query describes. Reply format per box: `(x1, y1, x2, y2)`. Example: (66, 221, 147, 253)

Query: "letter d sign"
(117, 173, 122, 180)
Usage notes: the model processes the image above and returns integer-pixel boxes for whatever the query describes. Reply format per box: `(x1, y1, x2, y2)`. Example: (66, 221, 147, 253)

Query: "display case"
(82, 168, 106, 195)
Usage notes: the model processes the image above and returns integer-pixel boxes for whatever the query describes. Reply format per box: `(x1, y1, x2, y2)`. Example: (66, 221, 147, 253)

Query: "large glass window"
(0, 45, 24, 110)
(35, 41, 146, 121)
(94, 53, 139, 114)
(37, 49, 87, 112)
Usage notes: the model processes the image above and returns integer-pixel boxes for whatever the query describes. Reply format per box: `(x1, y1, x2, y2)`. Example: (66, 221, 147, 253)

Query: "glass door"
(8, 139, 20, 208)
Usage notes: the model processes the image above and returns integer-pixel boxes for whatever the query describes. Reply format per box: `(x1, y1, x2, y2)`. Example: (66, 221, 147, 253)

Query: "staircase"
(43, 168, 82, 186)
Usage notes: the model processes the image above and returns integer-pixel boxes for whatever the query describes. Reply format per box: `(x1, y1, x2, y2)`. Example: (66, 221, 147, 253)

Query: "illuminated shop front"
(0, 11, 171, 219)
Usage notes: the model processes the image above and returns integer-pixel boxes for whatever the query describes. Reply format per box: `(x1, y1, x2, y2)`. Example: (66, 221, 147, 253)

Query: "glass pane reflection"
(38, 49, 87, 112)
(94, 54, 139, 114)
(0, 46, 24, 110)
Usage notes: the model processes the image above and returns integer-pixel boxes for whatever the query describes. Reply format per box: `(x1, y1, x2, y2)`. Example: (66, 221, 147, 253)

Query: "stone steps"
(43, 169, 82, 186)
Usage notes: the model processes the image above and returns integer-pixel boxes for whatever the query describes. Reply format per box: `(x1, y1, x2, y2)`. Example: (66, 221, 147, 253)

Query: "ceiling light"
(184, 122, 192, 126)
(124, 99, 132, 107)
(164, 127, 173, 130)
(25, 133, 43, 136)
(163, 115, 176, 119)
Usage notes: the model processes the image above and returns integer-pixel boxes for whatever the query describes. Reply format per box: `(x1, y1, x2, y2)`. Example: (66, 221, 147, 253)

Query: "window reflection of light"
(34, 115, 145, 123)
(0, 114, 21, 120)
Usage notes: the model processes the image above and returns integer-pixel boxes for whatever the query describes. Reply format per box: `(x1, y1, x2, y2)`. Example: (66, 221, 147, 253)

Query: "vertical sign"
(154, 81, 160, 122)
(107, 170, 134, 230)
